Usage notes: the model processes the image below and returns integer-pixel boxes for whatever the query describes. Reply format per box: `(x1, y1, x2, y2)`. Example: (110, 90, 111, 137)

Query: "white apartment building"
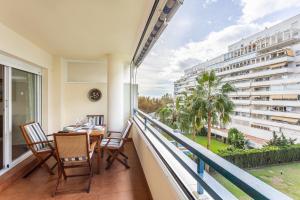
(174, 14, 300, 143)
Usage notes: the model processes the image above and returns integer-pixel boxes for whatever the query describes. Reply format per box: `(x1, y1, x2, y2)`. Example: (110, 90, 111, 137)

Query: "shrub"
(218, 144, 300, 168)
(227, 128, 247, 149)
(266, 131, 296, 147)
(196, 127, 207, 136)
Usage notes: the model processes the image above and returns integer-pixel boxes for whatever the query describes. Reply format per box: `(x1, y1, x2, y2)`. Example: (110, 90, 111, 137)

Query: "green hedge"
(218, 144, 300, 168)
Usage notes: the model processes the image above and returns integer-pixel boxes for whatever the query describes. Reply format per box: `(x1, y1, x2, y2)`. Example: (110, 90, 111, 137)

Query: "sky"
(136, 0, 300, 97)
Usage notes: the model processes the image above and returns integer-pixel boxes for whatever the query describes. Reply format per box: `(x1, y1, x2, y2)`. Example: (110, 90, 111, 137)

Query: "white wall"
(62, 82, 108, 126)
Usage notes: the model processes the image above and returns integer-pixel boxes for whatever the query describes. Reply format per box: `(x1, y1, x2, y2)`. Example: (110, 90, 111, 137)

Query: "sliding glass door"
(11, 69, 38, 161)
(0, 63, 41, 172)
(0, 65, 3, 170)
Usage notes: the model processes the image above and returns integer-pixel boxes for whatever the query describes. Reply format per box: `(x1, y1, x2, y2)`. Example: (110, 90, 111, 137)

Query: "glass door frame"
(0, 61, 42, 174)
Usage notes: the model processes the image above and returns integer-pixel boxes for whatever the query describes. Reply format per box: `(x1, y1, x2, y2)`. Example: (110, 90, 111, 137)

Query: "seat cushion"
(24, 123, 48, 151)
(100, 138, 121, 148)
(61, 156, 87, 162)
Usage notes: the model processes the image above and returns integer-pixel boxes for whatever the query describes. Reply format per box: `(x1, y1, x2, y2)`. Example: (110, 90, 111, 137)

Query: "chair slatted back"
(119, 120, 133, 147)
(22, 122, 48, 151)
(54, 133, 89, 162)
(87, 115, 104, 126)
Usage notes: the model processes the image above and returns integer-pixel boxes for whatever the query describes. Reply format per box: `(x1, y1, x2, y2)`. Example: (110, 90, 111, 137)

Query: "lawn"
(212, 162, 300, 200)
(185, 134, 229, 153)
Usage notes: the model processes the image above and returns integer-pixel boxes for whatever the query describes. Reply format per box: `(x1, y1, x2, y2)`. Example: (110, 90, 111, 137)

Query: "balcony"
(223, 67, 291, 82)
(251, 100, 300, 107)
(251, 77, 300, 87)
(0, 1, 296, 200)
(231, 99, 251, 105)
(217, 55, 294, 77)
(231, 115, 300, 132)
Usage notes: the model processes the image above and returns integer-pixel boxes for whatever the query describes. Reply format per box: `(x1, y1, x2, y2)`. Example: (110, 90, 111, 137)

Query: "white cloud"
(239, 0, 300, 23)
(171, 23, 262, 68)
(202, 0, 218, 8)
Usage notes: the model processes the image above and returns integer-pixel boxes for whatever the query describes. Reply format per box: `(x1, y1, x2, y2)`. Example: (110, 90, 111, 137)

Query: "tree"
(156, 106, 172, 124)
(176, 92, 204, 141)
(138, 93, 174, 114)
(193, 70, 235, 150)
(227, 128, 247, 149)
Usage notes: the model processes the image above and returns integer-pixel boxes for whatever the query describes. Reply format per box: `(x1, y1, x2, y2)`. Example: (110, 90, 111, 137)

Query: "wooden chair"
(20, 122, 57, 177)
(53, 132, 96, 195)
(87, 115, 104, 126)
(101, 120, 133, 169)
(107, 119, 132, 138)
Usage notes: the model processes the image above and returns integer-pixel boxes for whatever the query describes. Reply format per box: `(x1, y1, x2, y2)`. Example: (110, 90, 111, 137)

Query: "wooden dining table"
(62, 125, 106, 174)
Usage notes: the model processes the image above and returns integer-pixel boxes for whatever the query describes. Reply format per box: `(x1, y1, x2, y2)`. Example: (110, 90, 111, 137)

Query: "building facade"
(174, 14, 300, 142)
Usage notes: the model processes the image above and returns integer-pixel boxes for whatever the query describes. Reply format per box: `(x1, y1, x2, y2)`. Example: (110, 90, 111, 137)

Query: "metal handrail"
(134, 109, 293, 200)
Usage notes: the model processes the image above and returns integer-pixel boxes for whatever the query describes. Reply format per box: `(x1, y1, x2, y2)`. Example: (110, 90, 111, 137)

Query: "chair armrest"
(29, 141, 51, 145)
(107, 131, 121, 134)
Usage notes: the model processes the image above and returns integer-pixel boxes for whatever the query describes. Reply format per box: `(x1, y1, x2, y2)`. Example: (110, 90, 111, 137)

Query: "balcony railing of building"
(133, 109, 292, 200)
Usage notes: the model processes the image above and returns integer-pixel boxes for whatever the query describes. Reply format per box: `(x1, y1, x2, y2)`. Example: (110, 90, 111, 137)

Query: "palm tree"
(177, 92, 204, 141)
(194, 70, 235, 150)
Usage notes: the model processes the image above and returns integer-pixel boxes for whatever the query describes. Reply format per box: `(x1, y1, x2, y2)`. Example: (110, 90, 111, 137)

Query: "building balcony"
(251, 90, 300, 96)
(251, 100, 300, 107)
(232, 99, 300, 107)
(251, 109, 300, 119)
(251, 77, 300, 87)
(223, 67, 292, 82)
(231, 115, 300, 132)
(217, 55, 294, 77)
(231, 99, 251, 105)
(233, 81, 251, 88)
(228, 91, 251, 97)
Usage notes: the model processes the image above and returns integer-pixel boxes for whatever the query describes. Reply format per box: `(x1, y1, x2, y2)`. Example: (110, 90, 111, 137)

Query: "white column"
(107, 54, 124, 131)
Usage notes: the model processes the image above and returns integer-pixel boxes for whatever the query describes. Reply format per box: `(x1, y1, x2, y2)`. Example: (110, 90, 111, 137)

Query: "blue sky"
(137, 0, 300, 97)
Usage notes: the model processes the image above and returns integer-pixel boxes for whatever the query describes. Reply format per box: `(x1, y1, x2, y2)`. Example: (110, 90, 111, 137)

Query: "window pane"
(12, 68, 37, 160)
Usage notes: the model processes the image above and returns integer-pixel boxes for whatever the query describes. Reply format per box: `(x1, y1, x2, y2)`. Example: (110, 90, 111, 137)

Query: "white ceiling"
(0, 0, 154, 60)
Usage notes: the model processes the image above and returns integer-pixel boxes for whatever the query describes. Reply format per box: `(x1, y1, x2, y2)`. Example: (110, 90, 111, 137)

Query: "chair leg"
(101, 148, 104, 158)
(105, 151, 118, 170)
(51, 161, 58, 170)
(106, 155, 111, 162)
(87, 162, 93, 193)
(116, 156, 130, 169)
(120, 152, 128, 159)
(52, 167, 63, 197)
(105, 150, 130, 169)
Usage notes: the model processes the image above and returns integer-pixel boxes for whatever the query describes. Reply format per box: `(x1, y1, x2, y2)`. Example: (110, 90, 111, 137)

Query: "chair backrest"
(119, 120, 133, 147)
(54, 133, 89, 162)
(87, 115, 104, 126)
(20, 122, 48, 151)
